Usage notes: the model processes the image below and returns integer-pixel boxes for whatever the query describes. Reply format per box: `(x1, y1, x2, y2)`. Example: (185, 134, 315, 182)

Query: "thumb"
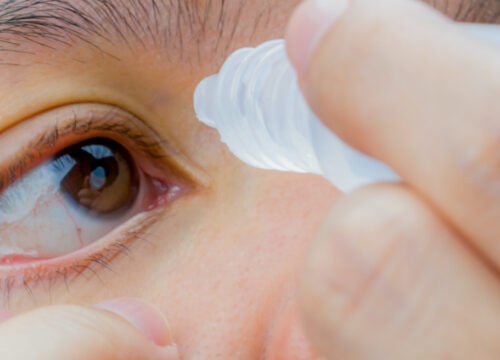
(285, 0, 500, 275)
(0, 298, 179, 360)
(285, 0, 500, 159)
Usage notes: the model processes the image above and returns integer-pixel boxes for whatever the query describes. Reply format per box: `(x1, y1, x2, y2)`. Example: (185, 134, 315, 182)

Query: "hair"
(427, 0, 500, 22)
(0, 0, 266, 65)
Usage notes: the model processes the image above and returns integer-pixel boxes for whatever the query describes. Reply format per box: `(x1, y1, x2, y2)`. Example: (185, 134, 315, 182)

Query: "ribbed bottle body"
(194, 26, 500, 191)
(195, 40, 320, 173)
(194, 39, 400, 191)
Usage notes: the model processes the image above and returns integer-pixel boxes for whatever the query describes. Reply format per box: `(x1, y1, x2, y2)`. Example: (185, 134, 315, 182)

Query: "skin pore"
(0, 0, 497, 358)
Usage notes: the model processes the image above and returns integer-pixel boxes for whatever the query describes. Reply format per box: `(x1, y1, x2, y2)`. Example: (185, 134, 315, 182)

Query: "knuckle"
(335, 184, 435, 240)
(308, 185, 440, 329)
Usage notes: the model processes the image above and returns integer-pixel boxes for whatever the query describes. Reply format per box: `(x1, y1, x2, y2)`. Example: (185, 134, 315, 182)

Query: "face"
(0, 0, 497, 359)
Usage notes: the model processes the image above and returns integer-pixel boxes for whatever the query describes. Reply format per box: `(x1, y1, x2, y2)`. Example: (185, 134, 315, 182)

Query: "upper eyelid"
(0, 106, 165, 191)
(0, 103, 210, 192)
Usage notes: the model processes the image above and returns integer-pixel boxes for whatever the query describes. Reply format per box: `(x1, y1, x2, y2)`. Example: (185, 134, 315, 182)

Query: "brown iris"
(54, 138, 139, 215)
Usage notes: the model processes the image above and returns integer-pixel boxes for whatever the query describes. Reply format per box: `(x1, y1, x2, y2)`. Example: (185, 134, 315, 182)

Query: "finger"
(286, 0, 500, 267)
(0, 298, 179, 360)
(299, 184, 500, 359)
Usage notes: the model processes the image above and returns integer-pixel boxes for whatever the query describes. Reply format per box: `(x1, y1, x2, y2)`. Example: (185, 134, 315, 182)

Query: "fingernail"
(286, 0, 349, 77)
(94, 298, 174, 348)
(0, 307, 12, 323)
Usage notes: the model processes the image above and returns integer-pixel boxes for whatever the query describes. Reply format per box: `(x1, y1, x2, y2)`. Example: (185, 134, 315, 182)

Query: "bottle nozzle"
(194, 75, 218, 128)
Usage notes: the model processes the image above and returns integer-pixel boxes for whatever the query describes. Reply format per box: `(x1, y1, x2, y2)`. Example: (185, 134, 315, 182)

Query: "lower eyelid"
(0, 161, 190, 286)
(0, 207, 164, 297)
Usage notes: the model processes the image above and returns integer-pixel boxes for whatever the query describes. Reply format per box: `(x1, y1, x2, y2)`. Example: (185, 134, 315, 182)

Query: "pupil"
(52, 138, 139, 216)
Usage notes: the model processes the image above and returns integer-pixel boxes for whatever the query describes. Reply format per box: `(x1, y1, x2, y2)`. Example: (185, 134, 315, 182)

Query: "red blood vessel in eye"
(0, 136, 183, 265)
(0, 104, 193, 294)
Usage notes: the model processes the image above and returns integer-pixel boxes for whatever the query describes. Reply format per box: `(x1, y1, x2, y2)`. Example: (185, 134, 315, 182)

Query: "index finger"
(287, 0, 500, 266)
(0, 300, 179, 360)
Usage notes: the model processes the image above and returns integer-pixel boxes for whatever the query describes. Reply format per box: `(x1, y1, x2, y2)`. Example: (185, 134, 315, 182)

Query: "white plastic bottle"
(194, 24, 500, 192)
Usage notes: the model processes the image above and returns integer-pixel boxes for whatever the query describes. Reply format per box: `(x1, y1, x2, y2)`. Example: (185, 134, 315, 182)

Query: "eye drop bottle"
(194, 24, 500, 192)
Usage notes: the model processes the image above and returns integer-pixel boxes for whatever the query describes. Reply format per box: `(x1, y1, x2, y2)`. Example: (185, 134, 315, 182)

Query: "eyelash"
(0, 105, 191, 305)
(4, 211, 163, 305)
(0, 111, 167, 193)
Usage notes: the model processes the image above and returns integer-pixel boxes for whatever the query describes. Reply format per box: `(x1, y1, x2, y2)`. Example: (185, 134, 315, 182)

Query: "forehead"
(0, 0, 285, 66)
(0, 0, 296, 136)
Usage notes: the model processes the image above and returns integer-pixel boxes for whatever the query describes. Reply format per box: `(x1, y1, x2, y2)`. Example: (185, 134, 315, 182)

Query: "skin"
(0, 0, 338, 358)
(0, 0, 498, 359)
(288, 0, 500, 359)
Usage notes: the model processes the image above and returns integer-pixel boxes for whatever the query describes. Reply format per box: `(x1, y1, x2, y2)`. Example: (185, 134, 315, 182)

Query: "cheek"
(155, 171, 340, 356)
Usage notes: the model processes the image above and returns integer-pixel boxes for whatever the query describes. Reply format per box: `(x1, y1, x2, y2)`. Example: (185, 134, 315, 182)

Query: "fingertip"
(94, 298, 174, 348)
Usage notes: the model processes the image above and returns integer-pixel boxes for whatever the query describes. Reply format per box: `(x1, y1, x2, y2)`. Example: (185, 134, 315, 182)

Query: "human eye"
(0, 103, 198, 298)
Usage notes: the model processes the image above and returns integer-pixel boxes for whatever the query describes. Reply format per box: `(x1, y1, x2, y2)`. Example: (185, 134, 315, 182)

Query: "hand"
(0, 298, 179, 359)
(286, 0, 500, 358)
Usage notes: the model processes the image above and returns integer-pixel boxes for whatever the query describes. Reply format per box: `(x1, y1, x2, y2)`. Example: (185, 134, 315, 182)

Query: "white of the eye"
(0, 244, 37, 258)
(0, 166, 59, 224)
(0, 157, 142, 258)
(49, 154, 76, 181)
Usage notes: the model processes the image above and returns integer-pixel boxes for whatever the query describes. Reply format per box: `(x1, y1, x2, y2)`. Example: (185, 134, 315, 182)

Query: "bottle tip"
(194, 75, 217, 128)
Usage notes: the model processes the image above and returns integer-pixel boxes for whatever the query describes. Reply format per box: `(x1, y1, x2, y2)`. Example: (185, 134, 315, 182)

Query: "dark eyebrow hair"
(0, 0, 260, 65)
(456, 0, 500, 22)
(429, 0, 500, 22)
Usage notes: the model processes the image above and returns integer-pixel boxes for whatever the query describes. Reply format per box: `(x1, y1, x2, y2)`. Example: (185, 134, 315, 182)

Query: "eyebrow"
(455, 0, 500, 22)
(0, 0, 497, 68)
(0, 0, 255, 65)
(429, 0, 500, 22)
